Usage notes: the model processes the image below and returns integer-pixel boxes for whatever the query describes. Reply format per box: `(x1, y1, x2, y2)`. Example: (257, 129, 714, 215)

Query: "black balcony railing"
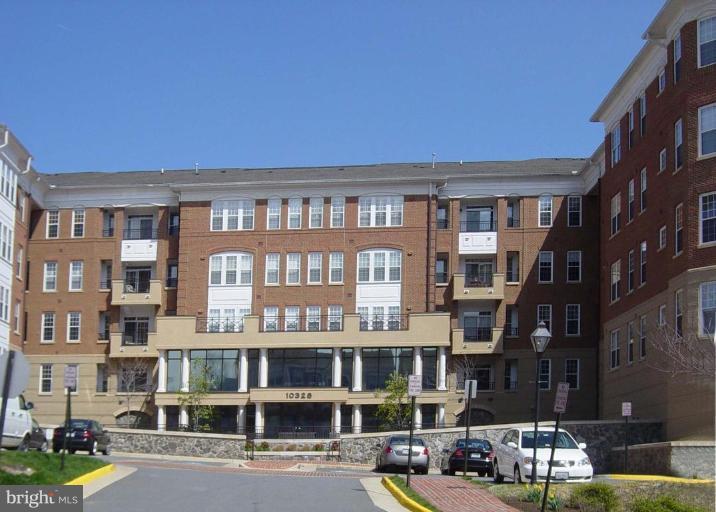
(464, 273, 494, 288)
(123, 228, 158, 240)
(504, 380, 518, 392)
(100, 278, 112, 290)
(437, 218, 449, 229)
(260, 315, 344, 333)
(122, 330, 149, 346)
(123, 281, 151, 293)
(196, 316, 245, 333)
(505, 325, 519, 337)
(166, 277, 178, 288)
(464, 326, 492, 342)
(507, 217, 520, 228)
(506, 270, 519, 283)
(102, 228, 115, 237)
(98, 330, 110, 341)
(435, 272, 449, 284)
(459, 220, 496, 232)
(359, 314, 408, 331)
(477, 380, 496, 392)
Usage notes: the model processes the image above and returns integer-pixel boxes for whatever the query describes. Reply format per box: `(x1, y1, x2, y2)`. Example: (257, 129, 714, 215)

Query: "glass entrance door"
(263, 403, 333, 438)
(465, 260, 493, 287)
(465, 207, 494, 232)
(125, 267, 151, 293)
(126, 216, 154, 239)
(464, 312, 492, 341)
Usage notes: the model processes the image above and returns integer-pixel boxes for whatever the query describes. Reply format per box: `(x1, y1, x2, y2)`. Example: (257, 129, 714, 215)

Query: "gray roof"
(39, 158, 587, 188)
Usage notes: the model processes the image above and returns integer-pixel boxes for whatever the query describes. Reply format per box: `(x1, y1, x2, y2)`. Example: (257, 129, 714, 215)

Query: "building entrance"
(264, 403, 333, 438)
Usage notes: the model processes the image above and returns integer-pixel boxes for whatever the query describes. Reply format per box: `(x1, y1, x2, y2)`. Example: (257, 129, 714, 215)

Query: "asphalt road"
(84, 462, 384, 512)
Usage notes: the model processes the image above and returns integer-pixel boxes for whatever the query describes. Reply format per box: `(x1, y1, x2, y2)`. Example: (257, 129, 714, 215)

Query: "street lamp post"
(529, 321, 552, 485)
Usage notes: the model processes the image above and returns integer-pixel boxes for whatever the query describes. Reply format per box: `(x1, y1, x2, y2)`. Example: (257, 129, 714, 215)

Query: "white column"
(179, 405, 189, 427)
(255, 402, 264, 436)
(237, 405, 246, 433)
(438, 403, 446, 428)
(157, 350, 167, 393)
(259, 348, 268, 388)
(333, 402, 342, 434)
(239, 348, 248, 392)
(414, 347, 422, 376)
(438, 347, 447, 391)
(181, 349, 190, 392)
(352, 348, 362, 391)
(414, 404, 422, 431)
(157, 405, 166, 432)
(333, 348, 342, 387)
(352, 405, 362, 434)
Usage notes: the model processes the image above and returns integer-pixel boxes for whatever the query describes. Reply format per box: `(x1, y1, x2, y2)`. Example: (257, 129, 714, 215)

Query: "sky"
(1, 0, 664, 173)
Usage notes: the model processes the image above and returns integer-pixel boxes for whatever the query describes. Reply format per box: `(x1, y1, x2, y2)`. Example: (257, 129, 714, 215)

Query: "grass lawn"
(0, 451, 108, 485)
(389, 475, 440, 512)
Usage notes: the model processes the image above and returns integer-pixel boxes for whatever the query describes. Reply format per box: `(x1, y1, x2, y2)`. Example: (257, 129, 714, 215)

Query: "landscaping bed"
(388, 475, 440, 512)
(0, 451, 109, 485)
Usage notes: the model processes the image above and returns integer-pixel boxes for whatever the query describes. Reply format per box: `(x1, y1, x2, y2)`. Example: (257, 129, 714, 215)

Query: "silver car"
(375, 435, 430, 474)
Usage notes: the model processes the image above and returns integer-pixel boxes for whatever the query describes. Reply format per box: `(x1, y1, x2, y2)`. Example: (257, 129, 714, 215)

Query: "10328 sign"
(285, 392, 313, 400)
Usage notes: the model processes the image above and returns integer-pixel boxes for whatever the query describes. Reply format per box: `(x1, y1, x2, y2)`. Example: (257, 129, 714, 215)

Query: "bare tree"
(647, 322, 715, 381)
(452, 354, 480, 390)
(117, 358, 154, 428)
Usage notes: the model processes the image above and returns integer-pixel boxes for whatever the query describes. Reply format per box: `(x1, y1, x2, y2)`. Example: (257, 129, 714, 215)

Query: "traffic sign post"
(541, 382, 570, 512)
(0, 351, 30, 455)
(406, 375, 422, 488)
(61, 366, 78, 471)
(463, 379, 477, 477)
(622, 402, 632, 474)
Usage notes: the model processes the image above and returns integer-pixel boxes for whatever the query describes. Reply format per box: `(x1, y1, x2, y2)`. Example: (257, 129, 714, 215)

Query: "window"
(358, 196, 403, 227)
(265, 253, 280, 285)
(507, 198, 520, 228)
(67, 312, 81, 342)
(43, 262, 57, 292)
(208, 252, 253, 285)
(659, 148, 667, 172)
(263, 306, 279, 332)
(611, 125, 621, 166)
(658, 68, 666, 93)
(118, 366, 149, 393)
(168, 212, 180, 235)
(675, 118, 683, 170)
(538, 251, 553, 283)
(639, 94, 647, 136)
(567, 251, 581, 283)
(0, 223, 11, 261)
(46, 210, 59, 238)
(14, 300, 20, 333)
(210, 200, 255, 231)
(539, 359, 551, 390)
(356, 249, 401, 283)
(505, 305, 519, 337)
(538, 195, 552, 227)
(658, 304, 666, 327)
(267, 198, 281, 229)
(96, 364, 108, 393)
(309, 197, 323, 228)
(610, 330, 620, 369)
(42, 312, 55, 342)
(627, 249, 635, 293)
(166, 261, 178, 287)
(329, 252, 343, 284)
(567, 196, 582, 227)
(286, 253, 301, 284)
(70, 208, 85, 238)
(506, 252, 520, 283)
(674, 33, 681, 82)
(288, 198, 302, 229)
(639, 315, 647, 358)
(700, 282, 716, 336)
(328, 305, 343, 331)
(69, 261, 83, 291)
(102, 210, 115, 237)
(627, 179, 635, 222)
(675, 289, 683, 337)
(675, 203, 684, 254)
(611, 260, 621, 302)
(610, 193, 621, 236)
(308, 252, 322, 284)
(627, 322, 635, 364)
(566, 304, 580, 336)
(284, 306, 299, 331)
(699, 104, 716, 157)
(565, 359, 579, 390)
(639, 170, 647, 213)
(435, 256, 448, 284)
(18, 195, 25, 222)
(659, 225, 667, 250)
(699, 16, 716, 67)
(330, 196, 344, 228)
(537, 304, 552, 332)
(306, 306, 321, 331)
(640, 241, 647, 285)
(15, 247, 22, 279)
(0, 286, 8, 322)
(40, 364, 52, 393)
(628, 108, 634, 148)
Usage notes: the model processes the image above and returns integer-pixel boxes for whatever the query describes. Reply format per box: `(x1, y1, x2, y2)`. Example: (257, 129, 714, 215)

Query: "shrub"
(568, 483, 618, 512)
(258, 441, 270, 451)
(522, 484, 543, 504)
(286, 445, 297, 452)
(546, 491, 563, 511)
(628, 496, 707, 512)
(313, 443, 324, 451)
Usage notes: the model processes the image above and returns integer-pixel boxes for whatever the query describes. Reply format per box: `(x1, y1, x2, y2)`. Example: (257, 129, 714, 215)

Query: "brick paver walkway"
(410, 477, 518, 512)
(243, 460, 298, 470)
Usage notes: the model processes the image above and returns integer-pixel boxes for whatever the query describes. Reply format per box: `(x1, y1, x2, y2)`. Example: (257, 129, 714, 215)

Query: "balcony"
(458, 221, 497, 254)
(111, 280, 162, 306)
(109, 331, 158, 358)
(452, 273, 505, 300)
(155, 312, 451, 350)
(121, 229, 158, 262)
(451, 327, 504, 355)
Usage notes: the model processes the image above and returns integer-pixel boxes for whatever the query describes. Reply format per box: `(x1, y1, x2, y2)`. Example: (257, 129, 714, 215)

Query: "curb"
(381, 476, 433, 512)
(65, 464, 116, 485)
(606, 474, 714, 484)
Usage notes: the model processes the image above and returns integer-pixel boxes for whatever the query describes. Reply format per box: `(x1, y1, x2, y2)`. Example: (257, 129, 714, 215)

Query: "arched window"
(209, 252, 253, 286)
(356, 248, 401, 283)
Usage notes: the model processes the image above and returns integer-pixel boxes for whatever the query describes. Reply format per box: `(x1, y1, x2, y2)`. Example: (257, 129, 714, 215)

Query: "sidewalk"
(410, 477, 518, 512)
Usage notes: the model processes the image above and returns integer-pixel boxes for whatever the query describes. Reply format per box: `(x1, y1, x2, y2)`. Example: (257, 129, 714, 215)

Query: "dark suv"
(53, 419, 111, 455)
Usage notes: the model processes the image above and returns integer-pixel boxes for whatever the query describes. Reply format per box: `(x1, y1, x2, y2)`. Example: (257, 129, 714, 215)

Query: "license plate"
(555, 472, 569, 480)
(470, 453, 481, 459)
(400, 449, 409, 456)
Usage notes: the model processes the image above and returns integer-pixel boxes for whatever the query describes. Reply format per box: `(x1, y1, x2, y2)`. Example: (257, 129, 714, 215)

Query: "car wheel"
(448, 467, 456, 476)
(88, 440, 98, 456)
(17, 436, 30, 452)
(441, 468, 448, 475)
(53, 447, 61, 453)
(493, 460, 504, 483)
(477, 471, 486, 478)
(513, 465, 522, 484)
(40, 441, 48, 453)
(102, 445, 111, 456)
(69, 449, 76, 454)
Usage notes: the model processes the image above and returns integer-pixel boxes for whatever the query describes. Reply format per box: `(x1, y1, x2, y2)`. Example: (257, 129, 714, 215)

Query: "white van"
(0, 394, 34, 450)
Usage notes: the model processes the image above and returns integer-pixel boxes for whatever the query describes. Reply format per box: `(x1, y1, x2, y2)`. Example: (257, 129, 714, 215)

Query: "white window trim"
(266, 198, 281, 230)
(675, 118, 683, 172)
(309, 197, 324, 229)
(286, 253, 301, 285)
(41, 312, 55, 343)
(210, 199, 255, 231)
(538, 195, 553, 227)
(356, 248, 402, 283)
(564, 359, 580, 391)
(659, 225, 667, 251)
(69, 261, 83, 291)
(539, 359, 551, 391)
(330, 196, 345, 228)
(639, 168, 647, 213)
(264, 253, 280, 286)
(675, 203, 684, 256)
(565, 304, 581, 336)
(43, 262, 57, 292)
(700, 191, 716, 247)
(71, 208, 85, 238)
(698, 103, 716, 158)
(38, 364, 53, 395)
(328, 252, 344, 284)
(697, 16, 716, 69)
(66, 312, 81, 343)
(307, 252, 322, 284)
(610, 330, 620, 370)
(699, 281, 716, 337)
(538, 251, 553, 283)
(287, 198, 303, 230)
(566, 250, 582, 283)
(567, 196, 582, 227)
(208, 252, 253, 286)
(358, 195, 404, 228)
(537, 304, 552, 332)
(611, 125, 621, 166)
(46, 210, 59, 239)
(658, 68, 666, 94)
(659, 148, 667, 173)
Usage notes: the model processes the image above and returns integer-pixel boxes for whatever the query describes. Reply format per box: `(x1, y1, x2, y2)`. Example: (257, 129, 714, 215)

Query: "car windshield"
(520, 431, 578, 449)
(456, 439, 492, 450)
(390, 437, 425, 446)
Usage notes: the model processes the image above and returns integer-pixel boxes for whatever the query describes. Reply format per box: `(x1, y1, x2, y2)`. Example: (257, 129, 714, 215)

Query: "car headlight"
(523, 457, 546, 466)
(578, 457, 591, 466)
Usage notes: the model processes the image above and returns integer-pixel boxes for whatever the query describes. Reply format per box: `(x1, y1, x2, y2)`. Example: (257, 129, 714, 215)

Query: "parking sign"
(64, 365, 78, 389)
(553, 382, 570, 413)
(408, 374, 422, 397)
(622, 402, 632, 417)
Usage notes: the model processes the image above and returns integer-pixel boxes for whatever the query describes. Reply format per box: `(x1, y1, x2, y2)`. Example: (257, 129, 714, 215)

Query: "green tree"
(177, 359, 216, 432)
(375, 371, 412, 431)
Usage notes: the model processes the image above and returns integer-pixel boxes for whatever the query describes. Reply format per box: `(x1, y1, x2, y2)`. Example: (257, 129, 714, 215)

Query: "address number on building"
(285, 392, 313, 400)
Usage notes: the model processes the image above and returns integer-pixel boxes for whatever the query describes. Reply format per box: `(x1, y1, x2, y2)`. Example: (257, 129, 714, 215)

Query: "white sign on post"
(464, 379, 477, 400)
(408, 374, 422, 397)
(64, 365, 78, 389)
(553, 382, 570, 413)
(622, 402, 632, 417)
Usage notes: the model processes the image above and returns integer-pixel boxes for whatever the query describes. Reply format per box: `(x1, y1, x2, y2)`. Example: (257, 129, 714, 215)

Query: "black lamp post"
(529, 321, 552, 484)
